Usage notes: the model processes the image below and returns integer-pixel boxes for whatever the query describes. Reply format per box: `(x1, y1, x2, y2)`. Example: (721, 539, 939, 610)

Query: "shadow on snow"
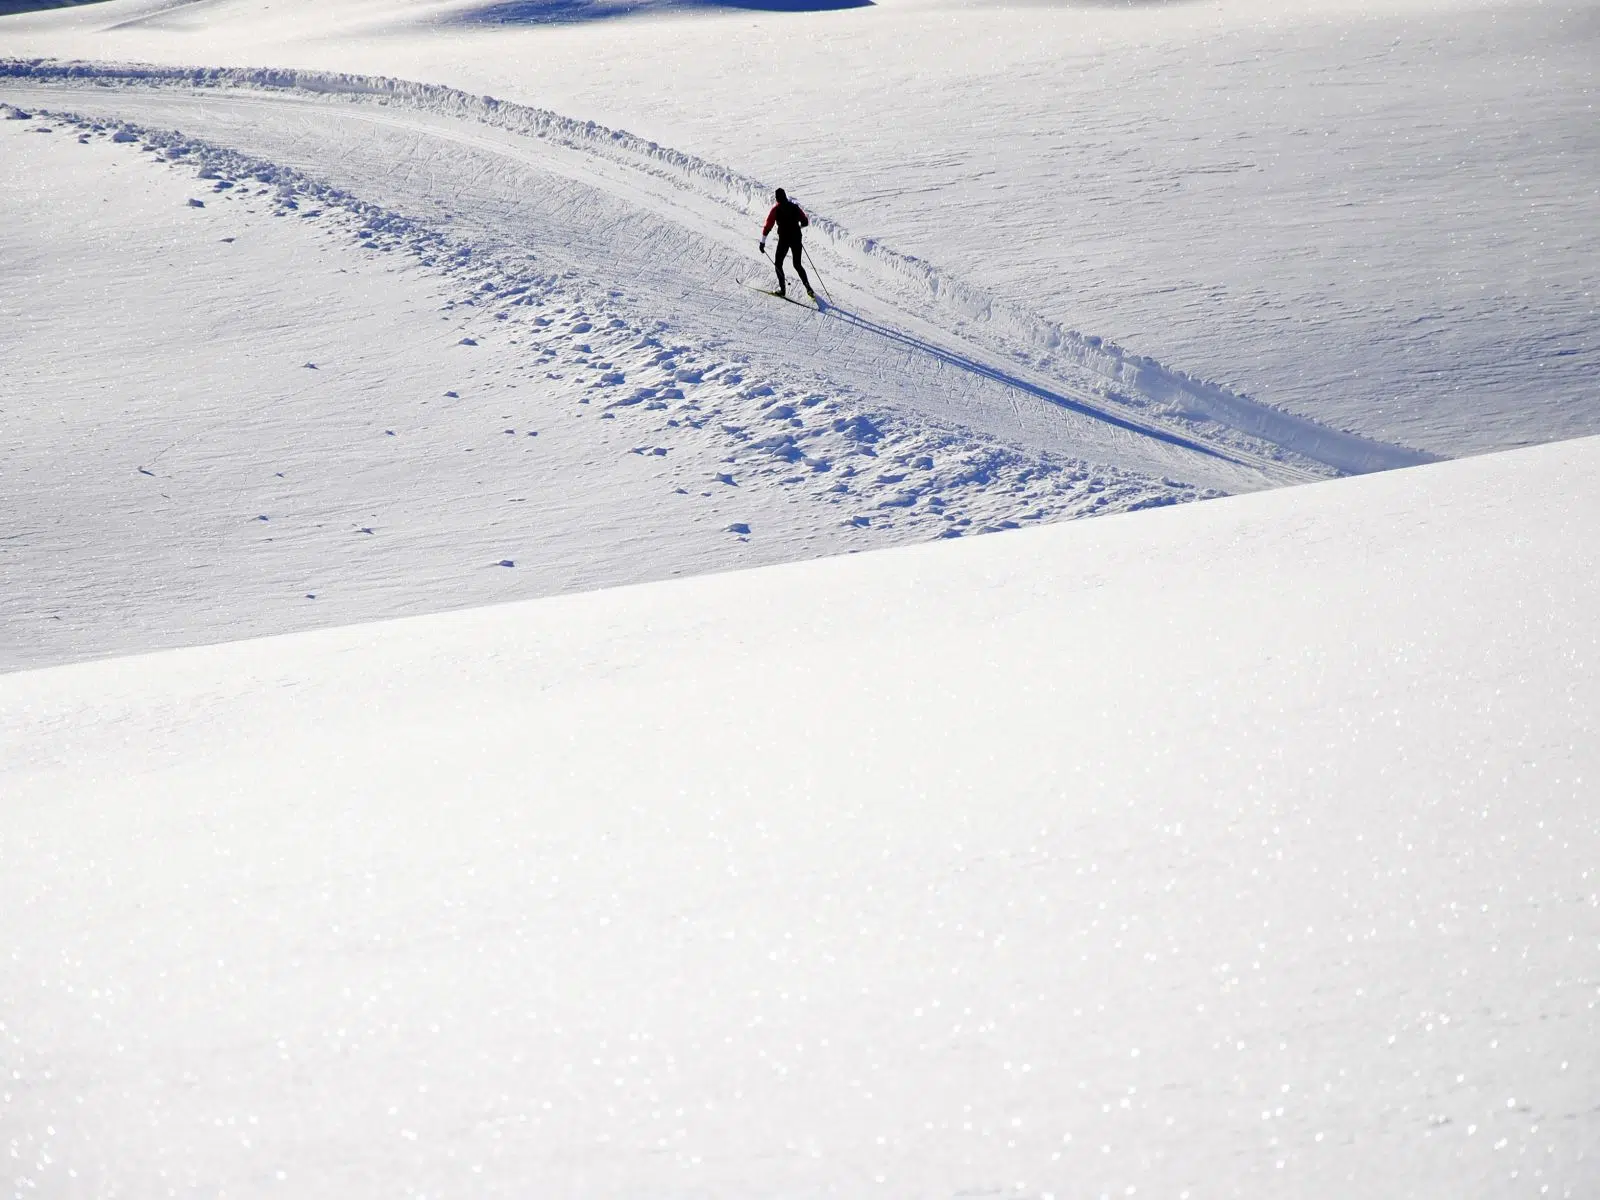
(0, 0, 113, 14)
(448, 0, 870, 23)
(821, 303, 1247, 467)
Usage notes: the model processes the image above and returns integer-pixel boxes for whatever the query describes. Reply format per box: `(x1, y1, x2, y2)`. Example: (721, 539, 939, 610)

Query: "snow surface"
(3, 0, 1598, 1195)
(3, 0, 1595, 456)
(5, 435, 1599, 1198)
(4, 58, 1411, 669)
(3, 0, 1594, 668)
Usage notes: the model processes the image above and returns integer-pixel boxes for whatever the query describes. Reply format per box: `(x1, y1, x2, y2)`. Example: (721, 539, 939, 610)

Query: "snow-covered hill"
(2, 0, 1596, 1195)
(0, 92, 1310, 669)
(4, 0, 1594, 672)
(6, 433, 1598, 1199)
(3, 52, 1427, 670)
(5, 0, 1593, 670)
(4, 0, 1594, 455)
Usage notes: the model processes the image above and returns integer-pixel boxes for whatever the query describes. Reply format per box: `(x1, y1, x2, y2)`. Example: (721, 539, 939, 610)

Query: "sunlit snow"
(2, 0, 1596, 1195)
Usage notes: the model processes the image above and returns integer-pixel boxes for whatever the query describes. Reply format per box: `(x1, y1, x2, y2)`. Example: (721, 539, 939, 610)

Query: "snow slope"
(3, 0, 1592, 671)
(5, 434, 1599, 1199)
(4, 63, 1419, 670)
(5, 0, 1593, 671)
(2, 1, 1596, 1196)
(3, 0, 1594, 458)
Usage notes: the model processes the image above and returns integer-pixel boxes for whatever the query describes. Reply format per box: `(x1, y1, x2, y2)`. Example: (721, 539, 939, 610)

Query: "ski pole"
(803, 245, 832, 305)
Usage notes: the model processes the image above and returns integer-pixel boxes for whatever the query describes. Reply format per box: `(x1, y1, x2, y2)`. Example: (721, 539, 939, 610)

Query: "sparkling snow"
(2, 0, 1596, 1195)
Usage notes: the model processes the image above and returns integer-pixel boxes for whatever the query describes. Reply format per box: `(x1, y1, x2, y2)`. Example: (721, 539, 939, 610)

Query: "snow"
(6, 0, 1592, 669)
(2, 0, 1597, 1194)
(3, 0, 1595, 456)
(4, 63, 1382, 668)
(6, 435, 1599, 1198)
(2, 105, 1260, 669)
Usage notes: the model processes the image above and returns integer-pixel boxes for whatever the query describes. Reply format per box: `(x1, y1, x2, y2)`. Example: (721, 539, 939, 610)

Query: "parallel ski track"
(272, 93, 1289, 477)
(0, 58, 1438, 482)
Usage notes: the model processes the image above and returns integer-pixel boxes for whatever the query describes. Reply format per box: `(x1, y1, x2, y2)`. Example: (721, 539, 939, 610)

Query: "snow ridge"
(0, 57, 1437, 476)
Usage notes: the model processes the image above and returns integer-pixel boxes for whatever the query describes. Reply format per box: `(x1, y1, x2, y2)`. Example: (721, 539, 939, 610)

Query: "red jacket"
(763, 199, 809, 239)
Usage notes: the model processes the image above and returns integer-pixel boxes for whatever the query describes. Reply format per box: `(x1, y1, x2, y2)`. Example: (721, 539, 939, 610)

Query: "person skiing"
(759, 187, 814, 300)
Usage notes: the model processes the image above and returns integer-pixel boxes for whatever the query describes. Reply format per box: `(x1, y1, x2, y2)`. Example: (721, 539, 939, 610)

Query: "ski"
(744, 283, 823, 309)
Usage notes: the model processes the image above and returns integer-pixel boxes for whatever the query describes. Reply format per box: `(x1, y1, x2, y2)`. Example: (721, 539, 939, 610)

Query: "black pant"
(774, 235, 811, 293)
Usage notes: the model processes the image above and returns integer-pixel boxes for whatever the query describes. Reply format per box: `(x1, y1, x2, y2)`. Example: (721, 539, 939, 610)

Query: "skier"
(759, 188, 815, 300)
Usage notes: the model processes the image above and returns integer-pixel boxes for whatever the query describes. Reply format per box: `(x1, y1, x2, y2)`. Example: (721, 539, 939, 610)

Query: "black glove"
(759, 240, 766, 254)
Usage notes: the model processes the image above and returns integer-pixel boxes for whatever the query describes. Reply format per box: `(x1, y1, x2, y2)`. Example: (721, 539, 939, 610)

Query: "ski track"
(1, 59, 1451, 670)
(3, 103, 1211, 540)
(3, 58, 1438, 489)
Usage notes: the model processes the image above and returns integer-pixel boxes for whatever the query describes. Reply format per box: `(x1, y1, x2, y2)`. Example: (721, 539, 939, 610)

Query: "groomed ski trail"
(2, 60, 1437, 486)
(7, 100, 1237, 669)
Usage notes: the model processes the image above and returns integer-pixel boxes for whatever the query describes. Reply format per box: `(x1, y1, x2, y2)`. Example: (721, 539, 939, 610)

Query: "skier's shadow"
(820, 303, 1241, 465)
(451, 0, 870, 23)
